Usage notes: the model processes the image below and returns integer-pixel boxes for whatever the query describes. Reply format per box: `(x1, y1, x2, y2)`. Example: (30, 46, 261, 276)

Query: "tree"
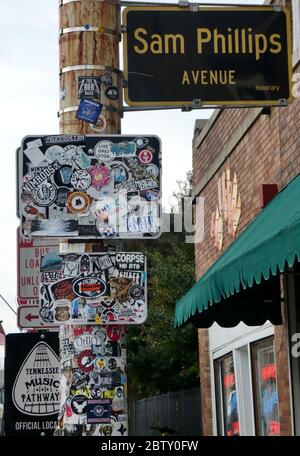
(126, 172, 199, 399)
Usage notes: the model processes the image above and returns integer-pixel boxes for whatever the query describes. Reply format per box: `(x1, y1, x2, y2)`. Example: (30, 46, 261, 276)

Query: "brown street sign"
(122, 6, 292, 107)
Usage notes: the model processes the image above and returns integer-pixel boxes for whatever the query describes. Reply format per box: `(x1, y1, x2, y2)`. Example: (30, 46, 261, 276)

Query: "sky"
(0, 0, 264, 334)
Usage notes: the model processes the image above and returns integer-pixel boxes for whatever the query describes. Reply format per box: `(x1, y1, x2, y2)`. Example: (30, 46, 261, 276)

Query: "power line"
(0, 294, 17, 316)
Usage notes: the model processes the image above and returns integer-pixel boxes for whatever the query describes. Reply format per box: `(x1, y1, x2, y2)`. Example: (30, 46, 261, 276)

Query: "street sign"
(4, 332, 60, 435)
(17, 134, 161, 239)
(39, 252, 147, 326)
(123, 6, 292, 107)
(17, 305, 58, 329)
(17, 228, 59, 304)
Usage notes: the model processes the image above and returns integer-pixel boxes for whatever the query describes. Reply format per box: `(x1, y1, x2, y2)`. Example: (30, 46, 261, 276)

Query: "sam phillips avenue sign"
(123, 6, 292, 107)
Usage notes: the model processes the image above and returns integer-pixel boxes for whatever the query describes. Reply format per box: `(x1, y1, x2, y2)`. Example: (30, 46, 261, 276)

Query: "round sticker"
(95, 356, 107, 370)
(105, 86, 119, 100)
(45, 145, 65, 164)
(71, 169, 92, 191)
(77, 350, 95, 373)
(146, 164, 159, 177)
(94, 140, 114, 163)
(139, 149, 153, 164)
(71, 395, 88, 415)
(100, 73, 113, 86)
(107, 358, 117, 370)
(129, 285, 144, 300)
(32, 183, 57, 207)
(89, 164, 111, 190)
(91, 115, 107, 132)
(63, 145, 78, 165)
(67, 191, 90, 214)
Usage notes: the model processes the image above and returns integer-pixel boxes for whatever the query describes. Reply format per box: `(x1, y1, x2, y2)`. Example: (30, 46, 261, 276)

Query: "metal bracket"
(181, 99, 202, 111)
(122, 78, 128, 88)
(178, 0, 189, 7)
(273, 5, 282, 13)
(121, 25, 127, 33)
(278, 98, 288, 106)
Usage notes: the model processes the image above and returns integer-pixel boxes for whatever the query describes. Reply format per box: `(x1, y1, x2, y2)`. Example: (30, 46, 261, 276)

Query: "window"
(251, 338, 280, 436)
(292, 0, 300, 52)
(215, 353, 240, 436)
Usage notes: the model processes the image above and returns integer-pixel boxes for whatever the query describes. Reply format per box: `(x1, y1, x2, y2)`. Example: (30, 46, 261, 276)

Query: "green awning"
(175, 173, 300, 328)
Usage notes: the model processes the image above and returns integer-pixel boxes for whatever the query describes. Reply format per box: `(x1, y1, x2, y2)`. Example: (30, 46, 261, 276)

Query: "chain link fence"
(129, 388, 202, 436)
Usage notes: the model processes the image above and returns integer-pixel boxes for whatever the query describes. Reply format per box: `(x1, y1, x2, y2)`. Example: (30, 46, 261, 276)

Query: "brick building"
(175, 0, 300, 436)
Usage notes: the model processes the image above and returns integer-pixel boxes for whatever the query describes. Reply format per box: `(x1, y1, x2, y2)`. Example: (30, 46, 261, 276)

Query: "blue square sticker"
(87, 399, 111, 424)
(76, 99, 103, 124)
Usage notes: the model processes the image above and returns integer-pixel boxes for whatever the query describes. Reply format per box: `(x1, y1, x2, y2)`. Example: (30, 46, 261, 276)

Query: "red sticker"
(138, 149, 153, 164)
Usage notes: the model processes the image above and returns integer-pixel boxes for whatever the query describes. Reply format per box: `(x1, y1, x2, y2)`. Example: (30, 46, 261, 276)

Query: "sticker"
(51, 279, 76, 301)
(113, 165, 128, 184)
(22, 161, 60, 193)
(73, 276, 107, 299)
(24, 145, 45, 166)
(80, 254, 91, 274)
(54, 165, 73, 187)
(45, 145, 65, 164)
(87, 399, 111, 424)
(112, 142, 136, 158)
(141, 189, 160, 201)
(133, 137, 149, 148)
(95, 356, 107, 370)
(54, 299, 71, 322)
(77, 350, 95, 373)
(55, 187, 70, 207)
(75, 150, 92, 169)
(139, 149, 153, 164)
(146, 164, 159, 177)
(96, 222, 117, 238)
(76, 99, 103, 124)
(32, 183, 57, 207)
(63, 145, 80, 165)
(129, 285, 144, 300)
(133, 165, 146, 180)
(71, 395, 88, 415)
(44, 135, 85, 145)
(71, 170, 92, 191)
(67, 192, 90, 214)
(89, 164, 111, 190)
(105, 86, 119, 100)
(106, 326, 122, 342)
(100, 73, 113, 86)
(91, 115, 107, 132)
(110, 278, 132, 303)
(78, 77, 101, 99)
(94, 140, 114, 163)
(107, 358, 117, 370)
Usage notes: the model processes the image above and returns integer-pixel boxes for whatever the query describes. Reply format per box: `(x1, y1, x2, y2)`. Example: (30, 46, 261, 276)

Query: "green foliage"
(127, 172, 199, 399)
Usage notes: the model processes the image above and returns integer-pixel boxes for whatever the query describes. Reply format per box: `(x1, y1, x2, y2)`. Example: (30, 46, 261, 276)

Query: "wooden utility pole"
(59, 0, 122, 135)
(55, 0, 127, 436)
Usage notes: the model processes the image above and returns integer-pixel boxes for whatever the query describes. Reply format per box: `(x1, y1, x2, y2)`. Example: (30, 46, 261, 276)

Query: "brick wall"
(194, 77, 300, 435)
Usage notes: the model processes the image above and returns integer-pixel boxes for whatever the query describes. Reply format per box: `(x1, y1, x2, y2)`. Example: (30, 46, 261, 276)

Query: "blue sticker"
(87, 399, 111, 423)
(76, 99, 103, 124)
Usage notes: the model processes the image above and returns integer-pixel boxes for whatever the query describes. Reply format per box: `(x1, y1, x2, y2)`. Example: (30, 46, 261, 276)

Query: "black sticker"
(105, 86, 119, 100)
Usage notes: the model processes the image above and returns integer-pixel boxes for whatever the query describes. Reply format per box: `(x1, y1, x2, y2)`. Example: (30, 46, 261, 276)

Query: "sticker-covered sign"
(39, 252, 147, 326)
(18, 135, 161, 239)
(56, 325, 127, 436)
(4, 332, 60, 436)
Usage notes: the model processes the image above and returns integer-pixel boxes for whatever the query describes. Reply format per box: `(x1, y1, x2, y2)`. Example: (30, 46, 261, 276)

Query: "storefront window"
(252, 338, 280, 436)
(215, 354, 240, 436)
